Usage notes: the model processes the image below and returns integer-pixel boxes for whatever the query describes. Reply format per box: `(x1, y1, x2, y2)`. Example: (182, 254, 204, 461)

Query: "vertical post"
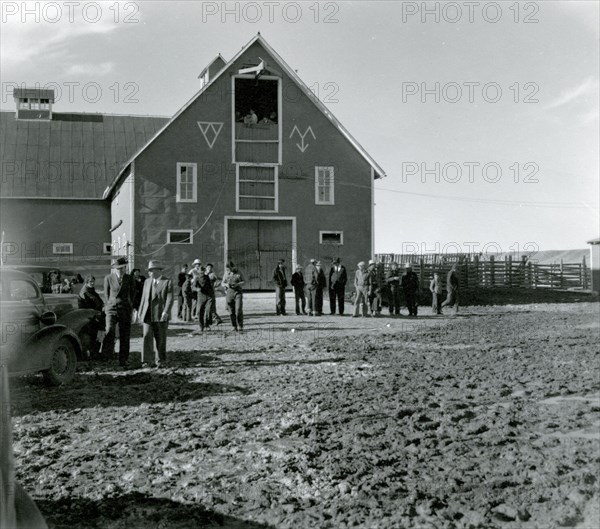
(474, 254, 480, 288)
(527, 261, 532, 288)
(582, 255, 588, 289)
(419, 258, 425, 292)
(533, 262, 538, 288)
(507, 255, 512, 288)
(560, 259, 564, 288)
(490, 255, 495, 287)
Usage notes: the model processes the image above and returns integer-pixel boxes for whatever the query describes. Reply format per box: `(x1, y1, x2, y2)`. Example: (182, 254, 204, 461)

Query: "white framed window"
(236, 165, 278, 212)
(315, 166, 335, 205)
(177, 163, 198, 203)
(40, 98, 50, 110)
(319, 231, 343, 245)
(167, 230, 193, 244)
(52, 243, 73, 255)
(19, 98, 29, 109)
(103, 243, 112, 254)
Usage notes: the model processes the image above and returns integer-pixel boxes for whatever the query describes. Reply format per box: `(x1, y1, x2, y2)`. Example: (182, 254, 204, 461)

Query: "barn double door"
(227, 219, 293, 290)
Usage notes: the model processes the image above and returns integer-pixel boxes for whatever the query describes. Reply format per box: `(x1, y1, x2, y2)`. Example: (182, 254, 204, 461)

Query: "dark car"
(0, 269, 84, 385)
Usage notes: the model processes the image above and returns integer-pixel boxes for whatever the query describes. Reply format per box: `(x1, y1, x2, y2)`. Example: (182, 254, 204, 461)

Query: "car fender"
(17, 326, 81, 374)
(57, 309, 101, 335)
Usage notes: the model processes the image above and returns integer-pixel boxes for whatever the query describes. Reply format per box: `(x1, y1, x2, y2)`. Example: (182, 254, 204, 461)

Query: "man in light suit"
(102, 256, 135, 368)
(138, 260, 174, 368)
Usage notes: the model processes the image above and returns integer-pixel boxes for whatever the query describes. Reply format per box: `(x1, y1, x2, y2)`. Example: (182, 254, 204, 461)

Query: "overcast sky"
(1, 0, 598, 254)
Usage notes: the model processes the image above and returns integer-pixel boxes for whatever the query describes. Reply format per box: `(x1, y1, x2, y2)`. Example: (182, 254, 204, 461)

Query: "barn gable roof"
(0, 111, 168, 199)
(104, 33, 386, 199)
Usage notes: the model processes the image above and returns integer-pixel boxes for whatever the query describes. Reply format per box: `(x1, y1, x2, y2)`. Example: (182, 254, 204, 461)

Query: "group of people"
(176, 259, 245, 333)
(275, 258, 460, 319)
(75, 255, 460, 370)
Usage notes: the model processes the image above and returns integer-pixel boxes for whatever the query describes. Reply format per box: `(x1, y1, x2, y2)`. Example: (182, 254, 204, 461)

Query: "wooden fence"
(375, 254, 590, 290)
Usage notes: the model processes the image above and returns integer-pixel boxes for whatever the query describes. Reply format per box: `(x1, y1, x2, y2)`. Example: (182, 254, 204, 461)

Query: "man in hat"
(328, 257, 348, 315)
(291, 265, 307, 315)
(190, 259, 202, 318)
(272, 259, 288, 315)
(386, 261, 402, 316)
(138, 260, 174, 367)
(102, 256, 135, 367)
(442, 264, 460, 314)
(352, 261, 370, 317)
(308, 261, 327, 316)
(192, 264, 214, 331)
(177, 264, 189, 319)
(204, 263, 224, 326)
(401, 263, 420, 317)
(367, 260, 383, 316)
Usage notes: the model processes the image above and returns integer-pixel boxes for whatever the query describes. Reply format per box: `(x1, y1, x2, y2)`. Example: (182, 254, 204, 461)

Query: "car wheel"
(42, 338, 77, 386)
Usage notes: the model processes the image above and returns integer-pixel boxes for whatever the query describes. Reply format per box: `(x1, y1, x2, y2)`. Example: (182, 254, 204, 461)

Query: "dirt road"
(9, 297, 600, 528)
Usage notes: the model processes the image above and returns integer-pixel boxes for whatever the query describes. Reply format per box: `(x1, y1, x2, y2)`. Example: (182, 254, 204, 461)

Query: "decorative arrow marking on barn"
(289, 125, 316, 153)
(197, 122, 224, 149)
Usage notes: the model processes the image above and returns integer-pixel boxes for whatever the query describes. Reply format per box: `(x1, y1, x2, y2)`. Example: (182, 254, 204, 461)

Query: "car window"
(8, 279, 39, 301)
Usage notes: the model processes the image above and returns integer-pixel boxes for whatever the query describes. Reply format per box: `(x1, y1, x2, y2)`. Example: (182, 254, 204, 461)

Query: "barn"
(0, 88, 168, 277)
(103, 33, 386, 288)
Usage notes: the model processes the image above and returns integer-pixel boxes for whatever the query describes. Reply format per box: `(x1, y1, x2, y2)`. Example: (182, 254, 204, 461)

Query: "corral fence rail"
(375, 253, 590, 290)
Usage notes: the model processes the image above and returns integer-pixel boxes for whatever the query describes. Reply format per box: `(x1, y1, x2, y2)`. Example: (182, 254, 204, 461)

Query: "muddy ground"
(8, 294, 600, 529)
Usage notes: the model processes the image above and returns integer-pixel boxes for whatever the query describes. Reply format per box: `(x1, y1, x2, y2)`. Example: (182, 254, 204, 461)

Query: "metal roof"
(104, 33, 387, 199)
(0, 111, 169, 199)
(13, 88, 56, 101)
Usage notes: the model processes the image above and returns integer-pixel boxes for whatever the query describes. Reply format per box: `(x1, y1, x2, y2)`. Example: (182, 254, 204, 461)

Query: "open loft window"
(235, 77, 278, 125)
(233, 76, 281, 164)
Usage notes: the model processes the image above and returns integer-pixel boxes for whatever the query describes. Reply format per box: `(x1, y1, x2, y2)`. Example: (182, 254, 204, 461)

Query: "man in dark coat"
(291, 265, 307, 315)
(442, 264, 460, 314)
(272, 259, 288, 315)
(401, 263, 420, 317)
(177, 264, 188, 319)
(132, 268, 146, 313)
(101, 257, 135, 367)
(137, 260, 174, 367)
(308, 261, 327, 316)
(328, 257, 347, 315)
(193, 266, 214, 331)
(386, 262, 402, 316)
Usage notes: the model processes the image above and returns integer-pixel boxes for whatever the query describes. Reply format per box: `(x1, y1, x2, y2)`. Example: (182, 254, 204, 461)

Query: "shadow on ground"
(37, 492, 274, 529)
(10, 371, 252, 414)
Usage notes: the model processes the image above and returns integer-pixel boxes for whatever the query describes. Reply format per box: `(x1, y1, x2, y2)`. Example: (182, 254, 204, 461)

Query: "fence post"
(474, 254, 480, 288)
(419, 258, 425, 292)
(527, 261, 532, 288)
(507, 255, 512, 288)
(533, 262, 538, 288)
(560, 259, 564, 288)
(490, 255, 495, 287)
(582, 255, 588, 289)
